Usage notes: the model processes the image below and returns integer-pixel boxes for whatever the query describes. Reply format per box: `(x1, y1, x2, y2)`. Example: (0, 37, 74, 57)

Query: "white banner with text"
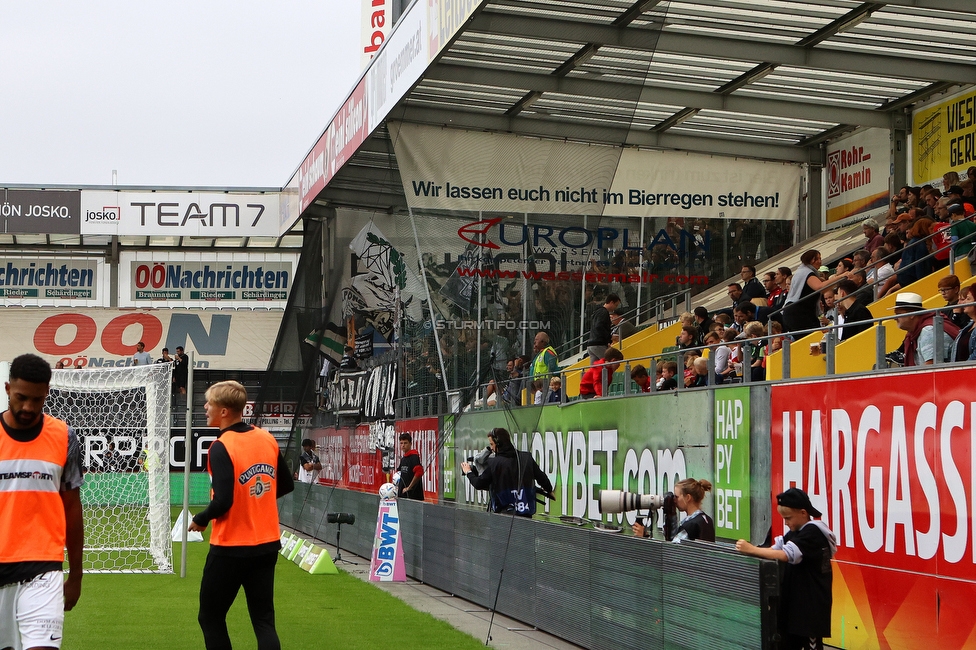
(392, 122, 801, 220)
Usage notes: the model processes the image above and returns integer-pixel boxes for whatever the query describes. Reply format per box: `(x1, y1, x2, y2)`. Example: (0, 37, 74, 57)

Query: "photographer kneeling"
(632, 478, 715, 542)
(461, 427, 554, 517)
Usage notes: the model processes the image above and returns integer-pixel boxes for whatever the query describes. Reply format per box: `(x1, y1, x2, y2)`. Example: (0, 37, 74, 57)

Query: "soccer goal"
(47, 364, 173, 573)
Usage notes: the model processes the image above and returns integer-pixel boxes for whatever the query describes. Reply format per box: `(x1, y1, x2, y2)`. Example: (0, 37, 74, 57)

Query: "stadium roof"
(310, 0, 976, 214)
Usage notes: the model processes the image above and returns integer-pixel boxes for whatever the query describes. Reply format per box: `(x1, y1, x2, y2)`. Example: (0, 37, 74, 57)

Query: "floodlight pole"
(180, 351, 195, 578)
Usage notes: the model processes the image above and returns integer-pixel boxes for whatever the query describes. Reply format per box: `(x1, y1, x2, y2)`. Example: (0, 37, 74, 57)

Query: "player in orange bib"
(0, 354, 84, 650)
(189, 380, 294, 650)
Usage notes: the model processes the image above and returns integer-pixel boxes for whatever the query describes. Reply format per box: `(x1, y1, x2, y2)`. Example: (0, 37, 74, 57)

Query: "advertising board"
(770, 369, 976, 649)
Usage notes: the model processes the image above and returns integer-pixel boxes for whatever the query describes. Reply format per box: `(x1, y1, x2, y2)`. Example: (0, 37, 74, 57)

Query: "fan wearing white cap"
(891, 292, 959, 366)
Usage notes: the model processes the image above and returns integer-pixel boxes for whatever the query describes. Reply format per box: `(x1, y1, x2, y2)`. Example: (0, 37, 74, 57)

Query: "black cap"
(776, 487, 822, 517)
(949, 185, 964, 195)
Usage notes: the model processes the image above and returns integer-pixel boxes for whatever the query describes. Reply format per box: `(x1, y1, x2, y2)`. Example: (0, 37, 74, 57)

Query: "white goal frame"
(48, 363, 173, 573)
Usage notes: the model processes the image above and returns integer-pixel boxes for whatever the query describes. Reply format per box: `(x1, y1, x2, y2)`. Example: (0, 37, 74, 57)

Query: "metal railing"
(393, 300, 976, 417)
(554, 287, 692, 360)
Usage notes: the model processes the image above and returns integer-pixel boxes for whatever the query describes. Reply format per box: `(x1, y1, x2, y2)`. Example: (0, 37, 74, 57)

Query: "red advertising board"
(770, 368, 976, 649)
(299, 78, 369, 212)
(396, 417, 440, 502)
(307, 417, 440, 503)
(311, 425, 384, 494)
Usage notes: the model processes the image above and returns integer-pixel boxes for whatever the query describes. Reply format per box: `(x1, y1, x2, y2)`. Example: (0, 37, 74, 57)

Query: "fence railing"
(393, 301, 975, 418)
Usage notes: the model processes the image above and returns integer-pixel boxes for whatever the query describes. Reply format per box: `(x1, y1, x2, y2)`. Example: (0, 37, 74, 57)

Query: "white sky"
(0, 1, 362, 188)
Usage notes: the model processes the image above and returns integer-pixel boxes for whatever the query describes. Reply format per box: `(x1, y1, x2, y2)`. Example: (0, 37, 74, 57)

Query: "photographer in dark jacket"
(461, 428, 553, 517)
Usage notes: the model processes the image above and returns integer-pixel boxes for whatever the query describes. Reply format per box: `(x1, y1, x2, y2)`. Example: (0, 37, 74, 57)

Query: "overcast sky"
(0, 1, 361, 188)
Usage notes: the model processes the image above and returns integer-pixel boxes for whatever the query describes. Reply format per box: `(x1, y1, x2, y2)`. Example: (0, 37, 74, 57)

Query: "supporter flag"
(305, 322, 347, 364)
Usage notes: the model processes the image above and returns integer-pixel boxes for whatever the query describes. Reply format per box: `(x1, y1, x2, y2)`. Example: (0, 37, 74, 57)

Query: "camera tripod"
(333, 521, 357, 565)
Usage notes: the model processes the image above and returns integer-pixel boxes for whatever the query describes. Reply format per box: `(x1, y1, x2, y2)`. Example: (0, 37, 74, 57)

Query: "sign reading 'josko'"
(1, 189, 81, 235)
(80, 191, 281, 237)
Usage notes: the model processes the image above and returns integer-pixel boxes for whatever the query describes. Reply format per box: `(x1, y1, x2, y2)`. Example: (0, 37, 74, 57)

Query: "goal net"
(47, 364, 173, 573)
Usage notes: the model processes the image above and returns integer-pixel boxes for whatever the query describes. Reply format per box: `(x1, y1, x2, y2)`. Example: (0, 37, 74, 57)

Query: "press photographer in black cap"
(736, 488, 837, 650)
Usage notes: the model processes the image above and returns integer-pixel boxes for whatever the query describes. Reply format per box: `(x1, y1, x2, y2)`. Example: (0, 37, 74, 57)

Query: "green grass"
(63, 510, 484, 649)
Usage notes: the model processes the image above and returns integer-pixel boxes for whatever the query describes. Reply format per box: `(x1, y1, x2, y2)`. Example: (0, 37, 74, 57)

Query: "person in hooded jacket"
(460, 428, 553, 517)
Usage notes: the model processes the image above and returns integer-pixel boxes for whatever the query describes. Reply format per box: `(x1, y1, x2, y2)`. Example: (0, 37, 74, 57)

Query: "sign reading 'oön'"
(129, 261, 292, 302)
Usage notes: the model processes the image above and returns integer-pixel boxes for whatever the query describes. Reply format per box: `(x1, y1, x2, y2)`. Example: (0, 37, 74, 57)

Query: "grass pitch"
(63, 513, 484, 649)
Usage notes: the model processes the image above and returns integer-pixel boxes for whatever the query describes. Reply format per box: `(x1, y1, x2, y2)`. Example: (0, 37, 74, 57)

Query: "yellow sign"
(913, 87, 976, 184)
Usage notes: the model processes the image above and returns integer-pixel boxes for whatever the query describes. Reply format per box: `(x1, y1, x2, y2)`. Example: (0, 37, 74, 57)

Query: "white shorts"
(0, 571, 64, 650)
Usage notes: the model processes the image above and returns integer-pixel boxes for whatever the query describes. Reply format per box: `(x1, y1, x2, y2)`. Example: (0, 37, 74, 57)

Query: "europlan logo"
(85, 206, 121, 222)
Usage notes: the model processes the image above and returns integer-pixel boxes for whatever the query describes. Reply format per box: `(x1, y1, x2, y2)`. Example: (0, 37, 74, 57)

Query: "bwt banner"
(391, 122, 802, 220)
(771, 368, 976, 648)
(913, 86, 976, 187)
(0, 189, 81, 235)
(824, 128, 891, 227)
(80, 190, 281, 237)
(2, 308, 282, 371)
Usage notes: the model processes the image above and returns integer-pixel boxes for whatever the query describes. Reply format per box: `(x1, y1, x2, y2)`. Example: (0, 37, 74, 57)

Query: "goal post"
(47, 364, 173, 574)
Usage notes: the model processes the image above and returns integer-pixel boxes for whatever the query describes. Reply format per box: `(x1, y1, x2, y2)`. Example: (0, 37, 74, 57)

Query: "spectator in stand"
(579, 348, 623, 399)
(340, 345, 358, 370)
(157, 348, 173, 364)
(546, 376, 562, 403)
(682, 351, 700, 387)
(768, 267, 791, 324)
(892, 292, 958, 366)
(693, 307, 713, 346)
(950, 284, 976, 362)
(898, 217, 935, 287)
(835, 279, 873, 341)
(920, 189, 939, 220)
(530, 331, 559, 382)
(501, 358, 524, 405)
(657, 360, 678, 391)
(866, 247, 895, 299)
(938, 275, 970, 330)
(931, 202, 953, 269)
(713, 329, 737, 384)
(173, 346, 189, 395)
(630, 364, 651, 393)
(887, 185, 911, 222)
(852, 249, 870, 271)
(818, 288, 837, 327)
(739, 265, 766, 303)
(731, 301, 756, 333)
(783, 250, 833, 334)
(768, 320, 786, 354)
(946, 184, 964, 201)
(862, 219, 885, 254)
(676, 325, 697, 350)
(586, 294, 621, 363)
(531, 380, 544, 405)
(829, 258, 855, 281)
(132, 341, 152, 366)
(944, 171, 961, 192)
(893, 212, 914, 241)
(689, 357, 709, 387)
(762, 272, 779, 303)
(725, 283, 744, 318)
(948, 203, 976, 259)
(742, 321, 766, 382)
